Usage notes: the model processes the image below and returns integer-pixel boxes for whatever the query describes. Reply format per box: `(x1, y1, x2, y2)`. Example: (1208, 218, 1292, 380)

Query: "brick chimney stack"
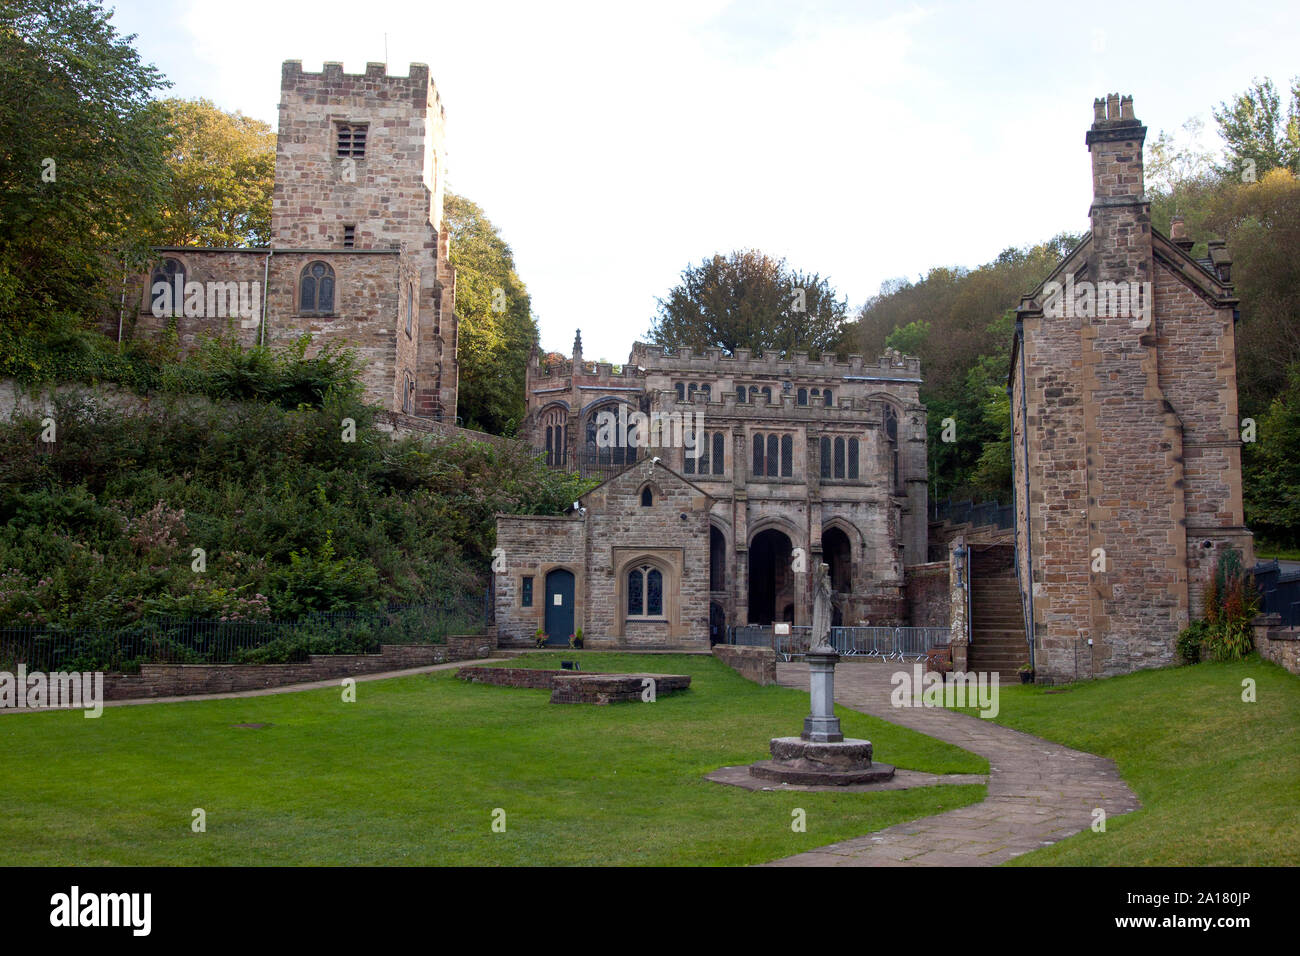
(1085, 93, 1151, 285)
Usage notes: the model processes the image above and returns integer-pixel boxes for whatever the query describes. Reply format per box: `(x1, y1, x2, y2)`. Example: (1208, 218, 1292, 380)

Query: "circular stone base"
(769, 736, 874, 770)
(747, 736, 895, 787)
(748, 760, 896, 787)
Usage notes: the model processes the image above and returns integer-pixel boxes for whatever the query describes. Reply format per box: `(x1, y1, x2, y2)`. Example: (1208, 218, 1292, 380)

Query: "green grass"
(955, 655, 1300, 865)
(0, 653, 986, 865)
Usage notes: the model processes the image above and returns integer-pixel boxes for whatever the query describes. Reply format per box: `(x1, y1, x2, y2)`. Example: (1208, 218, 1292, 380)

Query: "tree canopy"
(0, 0, 170, 361)
(156, 98, 276, 247)
(444, 191, 538, 435)
(648, 249, 848, 356)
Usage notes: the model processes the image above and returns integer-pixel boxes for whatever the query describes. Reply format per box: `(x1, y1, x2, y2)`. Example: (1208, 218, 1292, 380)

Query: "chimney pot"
(1120, 95, 1134, 120)
(1093, 98, 1106, 123)
(1107, 93, 1121, 120)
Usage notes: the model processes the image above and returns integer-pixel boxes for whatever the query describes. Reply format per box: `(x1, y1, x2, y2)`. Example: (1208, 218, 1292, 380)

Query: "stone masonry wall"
(103, 638, 493, 701)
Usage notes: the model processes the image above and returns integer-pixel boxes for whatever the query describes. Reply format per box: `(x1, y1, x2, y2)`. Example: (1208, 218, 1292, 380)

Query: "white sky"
(107, 0, 1299, 362)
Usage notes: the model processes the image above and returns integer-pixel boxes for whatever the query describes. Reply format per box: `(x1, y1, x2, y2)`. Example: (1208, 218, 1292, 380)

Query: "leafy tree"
(0, 0, 171, 368)
(1212, 76, 1300, 179)
(1244, 363, 1300, 550)
(443, 191, 538, 435)
(648, 249, 848, 356)
(157, 98, 275, 247)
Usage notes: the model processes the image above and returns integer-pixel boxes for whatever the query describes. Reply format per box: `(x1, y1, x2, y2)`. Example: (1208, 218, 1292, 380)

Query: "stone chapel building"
(116, 61, 459, 419)
(494, 335, 929, 648)
(1010, 94, 1254, 682)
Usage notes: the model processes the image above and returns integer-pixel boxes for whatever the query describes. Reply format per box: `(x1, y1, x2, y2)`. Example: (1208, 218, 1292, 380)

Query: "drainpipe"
(260, 250, 272, 347)
(1015, 319, 1036, 670)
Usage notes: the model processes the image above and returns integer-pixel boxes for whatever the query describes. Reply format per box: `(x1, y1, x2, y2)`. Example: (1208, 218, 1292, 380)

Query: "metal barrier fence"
(1253, 560, 1300, 627)
(727, 624, 950, 662)
(0, 600, 479, 673)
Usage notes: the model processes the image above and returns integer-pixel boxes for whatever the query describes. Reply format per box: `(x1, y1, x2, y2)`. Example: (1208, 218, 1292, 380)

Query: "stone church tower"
(1011, 94, 1253, 682)
(122, 61, 458, 420)
(273, 61, 458, 418)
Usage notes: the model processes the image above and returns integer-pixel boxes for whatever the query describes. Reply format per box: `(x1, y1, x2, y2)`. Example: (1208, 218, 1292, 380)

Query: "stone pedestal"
(746, 647, 895, 787)
(802, 650, 842, 742)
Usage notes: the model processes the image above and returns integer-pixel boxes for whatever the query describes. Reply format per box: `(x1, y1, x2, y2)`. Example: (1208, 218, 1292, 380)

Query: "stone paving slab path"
(766, 661, 1140, 867)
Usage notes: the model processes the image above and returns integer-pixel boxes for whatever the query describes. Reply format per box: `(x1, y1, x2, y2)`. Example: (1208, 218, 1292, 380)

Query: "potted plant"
(1018, 662, 1035, 684)
(569, 627, 584, 649)
(534, 627, 548, 648)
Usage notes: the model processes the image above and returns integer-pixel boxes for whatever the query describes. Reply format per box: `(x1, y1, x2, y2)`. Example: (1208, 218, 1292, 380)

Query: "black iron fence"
(931, 497, 1014, 530)
(0, 599, 483, 673)
(1253, 560, 1300, 627)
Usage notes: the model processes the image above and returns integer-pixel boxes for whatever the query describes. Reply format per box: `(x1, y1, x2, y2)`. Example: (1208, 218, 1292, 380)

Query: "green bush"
(0, 382, 595, 630)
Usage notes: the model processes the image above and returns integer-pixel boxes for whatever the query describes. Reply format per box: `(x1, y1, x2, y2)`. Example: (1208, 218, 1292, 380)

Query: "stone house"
(115, 61, 459, 419)
(1009, 94, 1254, 682)
(494, 332, 929, 648)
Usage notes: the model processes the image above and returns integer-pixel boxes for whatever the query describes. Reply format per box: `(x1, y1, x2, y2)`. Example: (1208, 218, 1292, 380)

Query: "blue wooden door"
(544, 569, 575, 645)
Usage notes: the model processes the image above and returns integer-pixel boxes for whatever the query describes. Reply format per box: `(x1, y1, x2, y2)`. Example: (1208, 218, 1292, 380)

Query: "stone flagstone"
(765, 662, 1140, 867)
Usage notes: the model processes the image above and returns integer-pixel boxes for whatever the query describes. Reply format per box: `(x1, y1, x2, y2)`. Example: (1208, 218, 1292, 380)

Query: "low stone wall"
(457, 666, 690, 704)
(1252, 617, 1300, 676)
(711, 645, 776, 685)
(104, 637, 495, 700)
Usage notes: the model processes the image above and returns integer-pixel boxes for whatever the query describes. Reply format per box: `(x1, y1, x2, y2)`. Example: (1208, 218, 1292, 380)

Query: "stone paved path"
(766, 661, 1140, 866)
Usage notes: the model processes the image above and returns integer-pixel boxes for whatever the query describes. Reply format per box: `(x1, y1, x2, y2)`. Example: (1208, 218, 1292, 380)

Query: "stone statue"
(810, 562, 834, 653)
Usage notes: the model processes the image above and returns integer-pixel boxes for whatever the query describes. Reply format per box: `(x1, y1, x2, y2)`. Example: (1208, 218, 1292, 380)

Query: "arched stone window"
(797, 388, 808, 406)
(736, 386, 746, 403)
(402, 371, 414, 414)
(884, 404, 900, 492)
(675, 383, 685, 402)
(149, 257, 185, 316)
(780, 434, 793, 477)
(542, 406, 567, 467)
(823, 389, 833, 407)
(820, 436, 831, 478)
(848, 437, 860, 480)
(834, 437, 846, 478)
(585, 402, 632, 466)
(712, 432, 725, 475)
(405, 284, 413, 337)
(627, 565, 664, 617)
(640, 486, 653, 507)
(299, 261, 335, 315)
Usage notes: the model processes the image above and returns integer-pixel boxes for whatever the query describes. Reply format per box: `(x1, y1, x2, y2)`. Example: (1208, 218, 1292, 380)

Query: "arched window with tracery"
(300, 261, 336, 315)
(542, 406, 567, 467)
(627, 565, 664, 617)
(149, 257, 185, 316)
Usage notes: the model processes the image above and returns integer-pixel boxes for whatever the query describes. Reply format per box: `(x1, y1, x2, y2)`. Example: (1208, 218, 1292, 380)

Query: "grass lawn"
(956, 655, 1300, 866)
(0, 653, 986, 866)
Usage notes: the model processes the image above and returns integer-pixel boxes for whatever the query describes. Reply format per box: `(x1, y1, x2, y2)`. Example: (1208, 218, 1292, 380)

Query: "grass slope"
(0, 653, 986, 866)
(956, 655, 1300, 865)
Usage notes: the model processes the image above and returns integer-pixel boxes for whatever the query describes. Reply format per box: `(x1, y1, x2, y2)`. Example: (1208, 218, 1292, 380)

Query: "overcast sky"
(107, 0, 1299, 361)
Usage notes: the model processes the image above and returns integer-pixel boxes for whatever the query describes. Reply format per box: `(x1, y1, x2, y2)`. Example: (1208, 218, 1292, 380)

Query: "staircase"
(966, 547, 1029, 678)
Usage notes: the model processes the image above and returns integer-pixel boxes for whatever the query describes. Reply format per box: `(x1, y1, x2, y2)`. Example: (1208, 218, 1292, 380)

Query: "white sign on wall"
(553, 594, 563, 606)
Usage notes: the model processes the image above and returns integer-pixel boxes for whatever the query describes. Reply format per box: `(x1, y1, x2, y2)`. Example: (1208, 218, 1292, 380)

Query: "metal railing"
(1253, 560, 1300, 626)
(726, 624, 950, 662)
(931, 497, 1014, 531)
(0, 600, 483, 673)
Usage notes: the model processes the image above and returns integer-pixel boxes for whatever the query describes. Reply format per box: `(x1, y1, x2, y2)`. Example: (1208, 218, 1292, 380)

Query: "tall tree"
(443, 191, 537, 435)
(648, 249, 848, 356)
(157, 98, 275, 247)
(0, 0, 170, 355)
(1212, 76, 1300, 179)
